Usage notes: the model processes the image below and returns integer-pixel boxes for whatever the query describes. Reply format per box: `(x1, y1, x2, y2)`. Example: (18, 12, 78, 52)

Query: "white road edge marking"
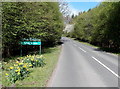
(92, 56, 120, 78)
(78, 47, 86, 52)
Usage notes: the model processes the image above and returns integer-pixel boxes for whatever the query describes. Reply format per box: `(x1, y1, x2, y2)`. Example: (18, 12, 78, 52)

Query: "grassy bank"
(80, 41, 119, 55)
(79, 41, 119, 55)
(70, 37, 119, 55)
(2, 46, 61, 87)
(79, 41, 99, 48)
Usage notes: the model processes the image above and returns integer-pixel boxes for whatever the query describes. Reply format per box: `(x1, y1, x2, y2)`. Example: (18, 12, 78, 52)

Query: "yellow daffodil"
(17, 72, 20, 75)
(25, 63, 28, 65)
(27, 69, 29, 71)
(23, 65, 27, 68)
(16, 61, 19, 64)
(18, 69, 20, 72)
(15, 70, 19, 72)
(5, 73, 9, 76)
(19, 63, 23, 65)
(14, 64, 17, 66)
(20, 57, 23, 59)
(31, 59, 34, 61)
(9, 67, 13, 69)
(29, 64, 32, 67)
(16, 67, 20, 71)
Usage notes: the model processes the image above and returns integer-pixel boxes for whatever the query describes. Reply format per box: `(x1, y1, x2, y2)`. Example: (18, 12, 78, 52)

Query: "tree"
(2, 2, 64, 57)
(70, 2, 120, 52)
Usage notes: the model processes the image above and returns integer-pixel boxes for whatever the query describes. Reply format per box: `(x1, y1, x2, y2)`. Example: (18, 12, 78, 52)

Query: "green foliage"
(71, 2, 120, 51)
(6, 62, 30, 83)
(23, 55, 45, 67)
(2, 46, 60, 87)
(5, 55, 45, 83)
(2, 2, 64, 57)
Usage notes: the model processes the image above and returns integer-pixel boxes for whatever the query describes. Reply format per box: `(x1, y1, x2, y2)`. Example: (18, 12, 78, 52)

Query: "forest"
(69, 2, 120, 53)
(2, 2, 64, 57)
(1, 2, 120, 58)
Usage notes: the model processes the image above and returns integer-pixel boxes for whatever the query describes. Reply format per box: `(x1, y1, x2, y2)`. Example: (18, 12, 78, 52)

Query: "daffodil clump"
(5, 55, 45, 83)
(6, 61, 30, 83)
(23, 55, 45, 68)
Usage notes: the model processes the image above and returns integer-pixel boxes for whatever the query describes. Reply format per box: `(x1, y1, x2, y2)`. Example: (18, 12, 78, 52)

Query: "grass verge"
(78, 41, 99, 48)
(71, 37, 119, 55)
(2, 46, 61, 87)
(79, 41, 119, 55)
(80, 42, 119, 55)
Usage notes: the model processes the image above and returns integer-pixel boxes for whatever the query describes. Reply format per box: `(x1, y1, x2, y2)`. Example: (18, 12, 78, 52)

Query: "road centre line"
(78, 47, 86, 52)
(92, 56, 120, 78)
(73, 40, 119, 78)
(73, 44, 86, 53)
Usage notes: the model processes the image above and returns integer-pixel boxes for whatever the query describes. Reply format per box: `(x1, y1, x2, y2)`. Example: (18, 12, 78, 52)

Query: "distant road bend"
(49, 37, 119, 87)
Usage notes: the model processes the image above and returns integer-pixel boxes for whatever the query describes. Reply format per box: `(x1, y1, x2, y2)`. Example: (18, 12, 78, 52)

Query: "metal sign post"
(39, 45, 41, 55)
(20, 45, 22, 56)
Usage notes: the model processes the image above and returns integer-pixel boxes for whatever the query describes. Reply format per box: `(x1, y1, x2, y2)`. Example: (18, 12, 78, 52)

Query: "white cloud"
(68, 4, 81, 16)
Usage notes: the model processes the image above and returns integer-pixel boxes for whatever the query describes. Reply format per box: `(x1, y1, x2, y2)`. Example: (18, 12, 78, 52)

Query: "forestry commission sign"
(20, 41, 41, 45)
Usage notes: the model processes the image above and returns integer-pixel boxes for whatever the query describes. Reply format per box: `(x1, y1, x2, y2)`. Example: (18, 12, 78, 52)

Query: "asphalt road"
(49, 37, 119, 87)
